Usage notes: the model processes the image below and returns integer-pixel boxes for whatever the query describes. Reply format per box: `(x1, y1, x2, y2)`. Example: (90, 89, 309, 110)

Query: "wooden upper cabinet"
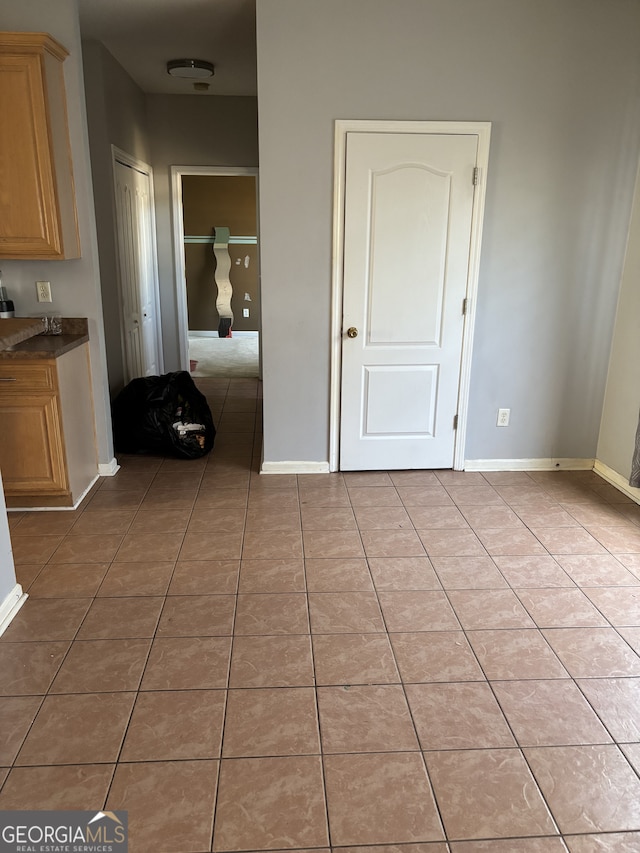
(0, 32, 80, 259)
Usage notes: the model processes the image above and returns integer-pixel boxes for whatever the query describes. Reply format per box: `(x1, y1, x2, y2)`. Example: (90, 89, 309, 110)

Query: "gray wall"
(146, 95, 259, 369)
(597, 157, 640, 483)
(82, 40, 151, 395)
(1, 0, 114, 465)
(256, 0, 640, 465)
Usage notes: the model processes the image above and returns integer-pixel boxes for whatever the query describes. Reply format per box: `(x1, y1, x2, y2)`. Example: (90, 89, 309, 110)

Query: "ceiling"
(78, 0, 257, 96)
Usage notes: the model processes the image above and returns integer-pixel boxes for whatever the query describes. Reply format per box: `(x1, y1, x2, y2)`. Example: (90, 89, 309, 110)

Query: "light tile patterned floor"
(1, 376, 640, 851)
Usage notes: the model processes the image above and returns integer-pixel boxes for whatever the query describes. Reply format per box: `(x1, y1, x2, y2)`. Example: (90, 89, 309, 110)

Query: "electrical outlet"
(36, 281, 52, 303)
(243, 308, 250, 318)
(497, 408, 510, 427)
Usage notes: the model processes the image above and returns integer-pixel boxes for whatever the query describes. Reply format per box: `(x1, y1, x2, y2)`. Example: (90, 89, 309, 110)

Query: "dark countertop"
(0, 318, 89, 359)
(0, 317, 44, 348)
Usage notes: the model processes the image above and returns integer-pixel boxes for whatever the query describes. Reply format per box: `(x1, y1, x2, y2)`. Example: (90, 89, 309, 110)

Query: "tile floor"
(1, 376, 640, 851)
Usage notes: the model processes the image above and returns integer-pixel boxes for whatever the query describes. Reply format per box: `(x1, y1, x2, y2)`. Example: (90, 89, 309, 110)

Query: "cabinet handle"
(0, 378, 17, 382)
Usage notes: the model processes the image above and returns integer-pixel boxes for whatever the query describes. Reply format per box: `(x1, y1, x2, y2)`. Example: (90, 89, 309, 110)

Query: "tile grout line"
(5, 467, 158, 799)
(472, 488, 594, 844)
(3, 419, 640, 844)
(211, 385, 255, 851)
(384, 474, 577, 843)
(298, 473, 334, 851)
(348, 475, 450, 846)
(211, 379, 260, 853)
(95, 381, 228, 817)
(448, 473, 638, 841)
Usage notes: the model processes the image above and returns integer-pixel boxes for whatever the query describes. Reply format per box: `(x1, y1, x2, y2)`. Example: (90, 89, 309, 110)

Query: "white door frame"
(170, 165, 260, 371)
(111, 146, 164, 379)
(329, 119, 491, 472)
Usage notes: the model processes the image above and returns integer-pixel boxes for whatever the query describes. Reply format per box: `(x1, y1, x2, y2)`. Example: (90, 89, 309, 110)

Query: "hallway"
(1, 376, 640, 851)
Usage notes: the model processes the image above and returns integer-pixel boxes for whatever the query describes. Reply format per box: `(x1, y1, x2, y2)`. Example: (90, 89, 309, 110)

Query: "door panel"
(114, 159, 160, 380)
(340, 131, 478, 470)
(363, 365, 438, 436)
(133, 168, 160, 376)
(368, 164, 450, 346)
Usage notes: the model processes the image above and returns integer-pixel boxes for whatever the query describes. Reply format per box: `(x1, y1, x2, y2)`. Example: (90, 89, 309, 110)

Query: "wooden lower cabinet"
(0, 344, 97, 507)
(0, 392, 67, 495)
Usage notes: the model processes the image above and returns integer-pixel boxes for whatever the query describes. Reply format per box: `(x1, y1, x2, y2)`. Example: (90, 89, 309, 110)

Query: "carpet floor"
(188, 334, 259, 379)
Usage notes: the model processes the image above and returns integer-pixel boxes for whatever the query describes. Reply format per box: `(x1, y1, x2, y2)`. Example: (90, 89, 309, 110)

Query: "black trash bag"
(112, 371, 215, 459)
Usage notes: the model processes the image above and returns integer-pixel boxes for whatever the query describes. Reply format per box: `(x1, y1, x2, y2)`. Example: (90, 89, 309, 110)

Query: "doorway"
(330, 120, 491, 471)
(170, 166, 260, 378)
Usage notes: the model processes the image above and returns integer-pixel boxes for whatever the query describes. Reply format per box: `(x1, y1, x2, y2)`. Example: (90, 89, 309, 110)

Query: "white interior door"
(114, 157, 161, 380)
(339, 130, 481, 470)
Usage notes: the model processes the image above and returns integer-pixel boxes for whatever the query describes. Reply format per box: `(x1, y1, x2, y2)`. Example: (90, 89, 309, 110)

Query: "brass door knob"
(346, 327, 358, 338)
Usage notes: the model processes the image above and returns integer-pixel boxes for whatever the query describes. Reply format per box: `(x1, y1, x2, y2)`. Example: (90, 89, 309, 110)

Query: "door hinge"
(453, 414, 459, 430)
(462, 298, 468, 315)
(473, 167, 480, 186)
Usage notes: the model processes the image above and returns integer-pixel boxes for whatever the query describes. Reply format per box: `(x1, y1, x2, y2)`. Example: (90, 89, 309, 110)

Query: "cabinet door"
(0, 52, 62, 256)
(0, 393, 68, 495)
(0, 33, 80, 259)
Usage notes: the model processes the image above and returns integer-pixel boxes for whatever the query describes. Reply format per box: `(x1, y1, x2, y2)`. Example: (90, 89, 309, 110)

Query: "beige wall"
(182, 175, 259, 333)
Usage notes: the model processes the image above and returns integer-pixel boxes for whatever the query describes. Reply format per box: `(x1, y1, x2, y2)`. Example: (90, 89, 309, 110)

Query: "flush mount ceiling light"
(166, 59, 215, 79)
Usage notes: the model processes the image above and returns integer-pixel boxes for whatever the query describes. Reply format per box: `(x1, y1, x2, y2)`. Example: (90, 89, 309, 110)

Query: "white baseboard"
(464, 458, 595, 472)
(261, 458, 597, 476)
(74, 474, 101, 507)
(8, 473, 100, 512)
(0, 584, 27, 637)
(99, 458, 120, 477)
(593, 459, 640, 505)
(261, 461, 331, 475)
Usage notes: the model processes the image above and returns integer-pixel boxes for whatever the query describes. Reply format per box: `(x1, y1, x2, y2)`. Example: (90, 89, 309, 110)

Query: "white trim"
(329, 119, 492, 472)
(170, 166, 260, 372)
(0, 584, 27, 638)
(8, 474, 100, 512)
(594, 459, 640, 505)
(99, 458, 120, 476)
(111, 146, 165, 378)
(453, 126, 491, 471)
(261, 461, 331, 475)
(73, 474, 100, 507)
(465, 458, 595, 472)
